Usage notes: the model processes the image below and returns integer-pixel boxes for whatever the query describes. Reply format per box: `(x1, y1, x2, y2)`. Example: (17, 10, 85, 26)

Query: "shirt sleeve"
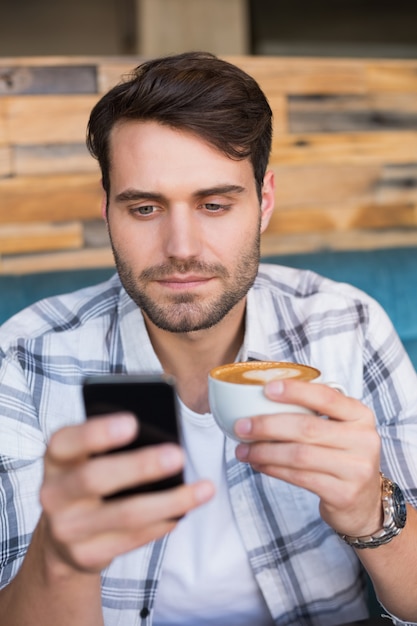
(0, 348, 46, 588)
(359, 298, 417, 626)
(362, 297, 417, 506)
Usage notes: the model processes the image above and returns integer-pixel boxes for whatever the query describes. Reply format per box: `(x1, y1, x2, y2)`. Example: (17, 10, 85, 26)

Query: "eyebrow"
(115, 189, 163, 203)
(193, 185, 246, 198)
(114, 184, 246, 204)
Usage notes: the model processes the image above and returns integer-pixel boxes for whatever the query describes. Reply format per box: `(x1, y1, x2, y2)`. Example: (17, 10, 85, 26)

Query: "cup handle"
(324, 381, 347, 395)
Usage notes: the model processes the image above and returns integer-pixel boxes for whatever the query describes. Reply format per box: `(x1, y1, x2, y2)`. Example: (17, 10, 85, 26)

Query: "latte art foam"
(210, 361, 320, 385)
(242, 367, 300, 382)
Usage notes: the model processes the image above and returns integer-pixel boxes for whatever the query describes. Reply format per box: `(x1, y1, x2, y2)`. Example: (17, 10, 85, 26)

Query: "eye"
(132, 205, 156, 216)
(203, 203, 230, 212)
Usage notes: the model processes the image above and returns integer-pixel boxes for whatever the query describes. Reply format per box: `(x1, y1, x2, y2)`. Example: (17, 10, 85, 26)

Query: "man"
(0, 51, 417, 626)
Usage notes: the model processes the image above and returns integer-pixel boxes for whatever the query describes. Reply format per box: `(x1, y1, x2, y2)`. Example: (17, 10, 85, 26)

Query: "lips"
(162, 274, 210, 282)
(157, 275, 213, 289)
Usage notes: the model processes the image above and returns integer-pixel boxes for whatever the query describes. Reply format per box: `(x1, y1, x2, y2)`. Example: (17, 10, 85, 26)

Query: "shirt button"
(140, 607, 150, 618)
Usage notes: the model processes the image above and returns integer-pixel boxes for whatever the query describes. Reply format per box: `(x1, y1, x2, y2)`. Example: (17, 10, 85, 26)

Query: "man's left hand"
(234, 378, 382, 538)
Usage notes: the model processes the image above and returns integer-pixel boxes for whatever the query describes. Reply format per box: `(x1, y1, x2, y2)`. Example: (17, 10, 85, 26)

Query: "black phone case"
(83, 374, 184, 497)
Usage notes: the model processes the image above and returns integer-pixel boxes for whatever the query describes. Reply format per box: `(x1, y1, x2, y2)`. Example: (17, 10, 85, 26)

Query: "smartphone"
(83, 373, 184, 497)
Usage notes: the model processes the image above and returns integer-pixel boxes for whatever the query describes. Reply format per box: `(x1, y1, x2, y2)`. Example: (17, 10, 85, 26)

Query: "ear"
(260, 170, 275, 234)
(100, 192, 108, 222)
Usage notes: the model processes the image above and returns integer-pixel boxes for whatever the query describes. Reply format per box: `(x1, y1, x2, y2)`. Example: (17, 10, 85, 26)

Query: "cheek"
(212, 227, 259, 272)
(108, 219, 137, 257)
(205, 209, 260, 243)
(109, 222, 162, 270)
(225, 217, 261, 255)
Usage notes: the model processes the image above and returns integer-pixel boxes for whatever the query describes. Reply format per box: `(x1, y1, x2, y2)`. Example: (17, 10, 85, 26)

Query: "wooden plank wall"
(0, 55, 417, 274)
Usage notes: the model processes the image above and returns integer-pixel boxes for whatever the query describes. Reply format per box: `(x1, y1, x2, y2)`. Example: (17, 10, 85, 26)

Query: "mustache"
(139, 259, 229, 281)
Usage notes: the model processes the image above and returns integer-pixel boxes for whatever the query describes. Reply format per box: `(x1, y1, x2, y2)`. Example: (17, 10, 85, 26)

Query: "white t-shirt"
(152, 401, 274, 625)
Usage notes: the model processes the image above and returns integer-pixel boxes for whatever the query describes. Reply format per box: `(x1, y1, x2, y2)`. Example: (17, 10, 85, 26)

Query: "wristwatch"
(338, 474, 407, 549)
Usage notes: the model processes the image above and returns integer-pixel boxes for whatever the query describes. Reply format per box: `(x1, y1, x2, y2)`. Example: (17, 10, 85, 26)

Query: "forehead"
(108, 120, 255, 191)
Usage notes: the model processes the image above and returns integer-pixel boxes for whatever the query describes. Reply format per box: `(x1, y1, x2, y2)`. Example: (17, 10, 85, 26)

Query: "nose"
(163, 207, 202, 260)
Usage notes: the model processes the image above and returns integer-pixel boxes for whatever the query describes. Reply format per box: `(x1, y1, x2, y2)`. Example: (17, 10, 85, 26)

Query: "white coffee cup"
(208, 361, 344, 441)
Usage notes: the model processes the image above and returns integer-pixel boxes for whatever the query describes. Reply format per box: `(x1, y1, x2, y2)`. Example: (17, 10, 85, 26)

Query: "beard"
(109, 226, 261, 334)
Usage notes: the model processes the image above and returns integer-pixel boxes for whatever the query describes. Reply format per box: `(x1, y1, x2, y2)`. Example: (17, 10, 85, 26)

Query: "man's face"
(105, 120, 274, 334)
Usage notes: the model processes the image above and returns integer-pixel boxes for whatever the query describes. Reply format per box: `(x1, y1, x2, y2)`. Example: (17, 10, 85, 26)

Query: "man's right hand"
(40, 412, 214, 573)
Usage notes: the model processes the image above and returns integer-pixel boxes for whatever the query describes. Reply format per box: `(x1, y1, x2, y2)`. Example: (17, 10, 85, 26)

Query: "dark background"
(0, 0, 416, 57)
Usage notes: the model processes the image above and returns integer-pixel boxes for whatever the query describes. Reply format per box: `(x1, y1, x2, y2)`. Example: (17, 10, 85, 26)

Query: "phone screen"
(83, 374, 184, 496)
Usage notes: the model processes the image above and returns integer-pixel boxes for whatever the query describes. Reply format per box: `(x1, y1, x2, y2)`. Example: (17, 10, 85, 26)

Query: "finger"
(65, 520, 180, 572)
(235, 438, 376, 479)
(42, 443, 185, 506)
(47, 480, 215, 544)
(235, 440, 380, 524)
(263, 379, 372, 423)
(247, 464, 351, 512)
(235, 411, 378, 451)
(46, 413, 138, 465)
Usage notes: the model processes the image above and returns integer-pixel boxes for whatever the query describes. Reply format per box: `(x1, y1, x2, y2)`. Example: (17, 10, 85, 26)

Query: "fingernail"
(194, 481, 214, 503)
(267, 380, 284, 395)
(108, 414, 137, 439)
(159, 446, 183, 470)
(235, 443, 250, 461)
(235, 418, 252, 436)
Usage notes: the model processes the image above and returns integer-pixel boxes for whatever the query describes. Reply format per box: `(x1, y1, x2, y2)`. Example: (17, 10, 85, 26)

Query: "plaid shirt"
(1, 264, 417, 626)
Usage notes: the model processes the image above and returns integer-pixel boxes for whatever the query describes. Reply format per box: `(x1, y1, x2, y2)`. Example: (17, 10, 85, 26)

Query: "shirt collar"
(118, 288, 163, 374)
(238, 286, 272, 363)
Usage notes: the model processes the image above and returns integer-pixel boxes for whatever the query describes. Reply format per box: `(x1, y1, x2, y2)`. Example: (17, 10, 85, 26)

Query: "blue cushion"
(0, 268, 115, 325)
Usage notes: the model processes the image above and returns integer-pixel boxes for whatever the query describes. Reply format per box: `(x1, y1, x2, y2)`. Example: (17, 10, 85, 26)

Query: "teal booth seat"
(0, 268, 115, 325)
(1, 247, 417, 370)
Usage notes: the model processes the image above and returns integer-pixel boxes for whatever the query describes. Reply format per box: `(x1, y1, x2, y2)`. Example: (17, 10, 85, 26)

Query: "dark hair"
(86, 51, 272, 201)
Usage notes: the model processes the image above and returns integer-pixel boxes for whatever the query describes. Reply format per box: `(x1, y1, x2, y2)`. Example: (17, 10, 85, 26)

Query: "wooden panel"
(288, 94, 417, 133)
(0, 99, 7, 145)
(267, 201, 417, 235)
(98, 60, 141, 93)
(376, 164, 417, 205)
(0, 65, 97, 95)
(366, 61, 417, 93)
(272, 164, 382, 208)
(0, 247, 114, 275)
(1, 54, 417, 273)
(0, 222, 83, 254)
(4, 94, 99, 144)
(83, 219, 109, 248)
(0, 56, 121, 66)
(271, 131, 417, 166)
(271, 163, 417, 210)
(0, 146, 11, 177)
(0, 56, 142, 93)
(265, 94, 288, 134)
(0, 174, 102, 223)
(351, 202, 417, 230)
(228, 56, 367, 95)
(261, 229, 417, 256)
(14, 143, 98, 176)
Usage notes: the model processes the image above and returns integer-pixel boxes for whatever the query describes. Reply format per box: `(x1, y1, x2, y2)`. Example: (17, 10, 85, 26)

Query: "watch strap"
(337, 474, 407, 549)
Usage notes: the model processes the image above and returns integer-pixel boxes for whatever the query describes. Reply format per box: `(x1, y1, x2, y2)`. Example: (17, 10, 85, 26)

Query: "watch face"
(393, 482, 407, 528)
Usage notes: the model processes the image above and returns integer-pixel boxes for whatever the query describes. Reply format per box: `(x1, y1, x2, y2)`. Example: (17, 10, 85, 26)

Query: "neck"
(144, 301, 246, 413)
